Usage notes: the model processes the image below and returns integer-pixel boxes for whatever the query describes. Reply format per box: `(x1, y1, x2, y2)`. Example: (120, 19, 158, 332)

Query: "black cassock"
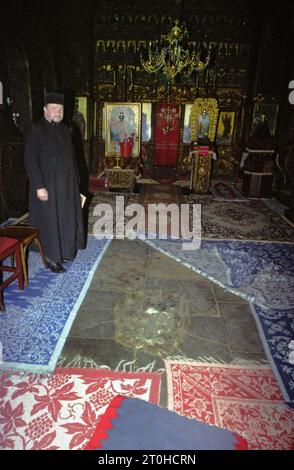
(25, 118, 85, 262)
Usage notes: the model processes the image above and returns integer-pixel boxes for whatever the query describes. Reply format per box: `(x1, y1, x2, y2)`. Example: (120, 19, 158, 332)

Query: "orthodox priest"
(25, 92, 85, 273)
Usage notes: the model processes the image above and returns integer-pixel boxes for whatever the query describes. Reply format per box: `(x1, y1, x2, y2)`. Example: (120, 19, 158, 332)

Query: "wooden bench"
(0, 226, 48, 287)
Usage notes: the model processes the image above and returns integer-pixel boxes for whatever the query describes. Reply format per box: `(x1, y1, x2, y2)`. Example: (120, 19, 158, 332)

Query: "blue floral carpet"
(143, 238, 294, 405)
(0, 236, 110, 374)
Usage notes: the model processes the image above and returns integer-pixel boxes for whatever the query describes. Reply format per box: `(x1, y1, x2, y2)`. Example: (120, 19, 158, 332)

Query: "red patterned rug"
(166, 360, 294, 450)
(0, 367, 161, 450)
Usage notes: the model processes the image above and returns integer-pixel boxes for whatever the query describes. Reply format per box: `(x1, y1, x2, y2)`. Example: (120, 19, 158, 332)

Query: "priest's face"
(44, 103, 64, 123)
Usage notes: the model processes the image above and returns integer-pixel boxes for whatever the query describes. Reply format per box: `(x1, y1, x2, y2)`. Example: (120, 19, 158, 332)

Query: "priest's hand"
(37, 188, 48, 201)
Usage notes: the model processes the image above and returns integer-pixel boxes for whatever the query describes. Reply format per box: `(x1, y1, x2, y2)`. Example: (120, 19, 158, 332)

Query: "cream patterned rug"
(184, 196, 294, 243)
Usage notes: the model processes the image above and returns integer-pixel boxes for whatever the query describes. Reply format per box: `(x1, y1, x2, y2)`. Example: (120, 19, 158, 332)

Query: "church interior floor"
(60, 237, 268, 408)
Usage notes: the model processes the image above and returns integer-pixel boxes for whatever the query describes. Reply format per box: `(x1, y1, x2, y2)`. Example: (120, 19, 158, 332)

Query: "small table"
(0, 226, 48, 287)
(105, 169, 135, 192)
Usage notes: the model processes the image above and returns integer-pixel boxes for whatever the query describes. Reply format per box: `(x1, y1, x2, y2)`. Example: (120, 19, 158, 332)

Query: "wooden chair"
(0, 237, 24, 311)
(0, 226, 48, 287)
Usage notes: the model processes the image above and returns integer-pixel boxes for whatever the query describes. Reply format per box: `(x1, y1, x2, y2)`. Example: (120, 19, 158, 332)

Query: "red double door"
(154, 103, 180, 167)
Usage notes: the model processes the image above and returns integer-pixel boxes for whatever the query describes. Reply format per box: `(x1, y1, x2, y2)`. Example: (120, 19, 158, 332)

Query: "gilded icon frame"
(104, 102, 141, 157)
(74, 96, 88, 140)
(190, 98, 219, 142)
(216, 111, 235, 145)
(251, 102, 279, 137)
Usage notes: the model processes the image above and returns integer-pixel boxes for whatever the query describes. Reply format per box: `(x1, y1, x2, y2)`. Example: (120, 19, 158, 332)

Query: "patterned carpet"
(88, 186, 183, 240)
(143, 238, 294, 404)
(166, 360, 294, 450)
(210, 180, 247, 201)
(0, 368, 161, 450)
(88, 192, 141, 235)
(0, 237, 110, 373)
(184, 196, 294, 243)
(141, 183, 182, 205)
(141, 184, 183, 239)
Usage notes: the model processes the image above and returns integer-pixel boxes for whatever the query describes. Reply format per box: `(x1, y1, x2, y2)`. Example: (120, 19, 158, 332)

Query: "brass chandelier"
(140, 19, 211, 81)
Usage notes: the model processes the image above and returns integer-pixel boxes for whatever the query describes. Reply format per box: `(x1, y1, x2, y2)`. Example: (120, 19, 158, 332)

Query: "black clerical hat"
(44, 92, 64, 105)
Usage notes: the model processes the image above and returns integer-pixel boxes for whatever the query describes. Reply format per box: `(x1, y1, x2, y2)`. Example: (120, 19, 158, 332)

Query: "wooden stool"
(0, 226, 48, 287)
(0, 237, 24, 311)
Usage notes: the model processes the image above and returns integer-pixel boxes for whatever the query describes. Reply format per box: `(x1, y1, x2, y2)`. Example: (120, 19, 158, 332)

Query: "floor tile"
(219, 302, 265, 354)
